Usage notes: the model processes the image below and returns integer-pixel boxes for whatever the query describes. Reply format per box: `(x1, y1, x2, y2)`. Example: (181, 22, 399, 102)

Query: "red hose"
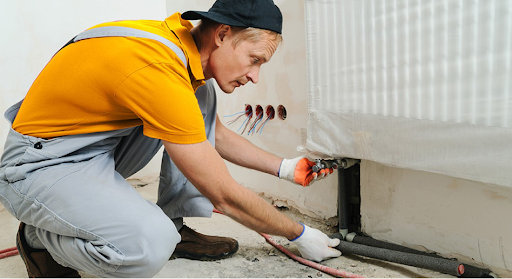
(212, 209, 364, 278)
(0, 211, 365, 278)
(0, 247, 19, 260)
(260, 232, 364, 278)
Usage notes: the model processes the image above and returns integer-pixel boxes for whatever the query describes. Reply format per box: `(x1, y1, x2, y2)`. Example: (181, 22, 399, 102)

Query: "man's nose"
(247, 66, 260, 84)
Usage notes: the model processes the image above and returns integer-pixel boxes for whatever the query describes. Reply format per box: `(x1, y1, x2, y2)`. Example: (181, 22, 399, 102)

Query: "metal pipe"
(312, 158, 360, 173)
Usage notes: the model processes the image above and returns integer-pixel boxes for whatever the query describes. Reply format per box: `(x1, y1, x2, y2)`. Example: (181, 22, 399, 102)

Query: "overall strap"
(66, 26, 188, 67)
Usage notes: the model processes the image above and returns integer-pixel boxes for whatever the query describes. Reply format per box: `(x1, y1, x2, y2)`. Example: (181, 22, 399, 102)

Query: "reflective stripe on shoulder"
(74, 26, 187, 67)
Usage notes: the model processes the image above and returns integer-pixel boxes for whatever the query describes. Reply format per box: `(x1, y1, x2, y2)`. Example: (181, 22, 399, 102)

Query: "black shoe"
(16, 223, 80, 278)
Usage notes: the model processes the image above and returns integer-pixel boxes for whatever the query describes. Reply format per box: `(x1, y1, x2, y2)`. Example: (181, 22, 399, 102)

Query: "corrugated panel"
(306, 0, 511, 127)
(305, 0, 512, 187)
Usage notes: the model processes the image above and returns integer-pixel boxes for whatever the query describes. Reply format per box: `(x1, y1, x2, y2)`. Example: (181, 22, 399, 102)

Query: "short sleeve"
(114, 61, 207, 144)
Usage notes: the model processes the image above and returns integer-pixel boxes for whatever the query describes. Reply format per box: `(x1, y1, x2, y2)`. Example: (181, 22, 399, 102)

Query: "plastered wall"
(302, 0, 512, 276)
(3, 1, 508, 276)
(361, 161, 512, 277)
(0, 0, 338, 220)
(164, 0, 339, 219)
(215, 0, 338, 220)
(0, 0, 166, 151)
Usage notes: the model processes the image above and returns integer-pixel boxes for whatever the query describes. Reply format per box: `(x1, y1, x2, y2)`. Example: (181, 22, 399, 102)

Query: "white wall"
(303, 0, 512, 276)
(216, 0, 338, 219)
(0, 0, 166, 152)
(3, 0, 510, 276)
(361, 161, 512, 277)
(0, 0, 337, 219)
(164, 0, 339, 219)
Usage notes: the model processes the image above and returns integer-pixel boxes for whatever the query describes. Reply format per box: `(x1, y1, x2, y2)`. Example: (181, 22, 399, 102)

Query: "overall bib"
(0, 27, 217, 277)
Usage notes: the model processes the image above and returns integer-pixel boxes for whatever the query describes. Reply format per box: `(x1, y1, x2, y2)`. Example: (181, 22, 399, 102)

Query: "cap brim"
(181, 11, 247, 28)
(181, 11, 206, 21)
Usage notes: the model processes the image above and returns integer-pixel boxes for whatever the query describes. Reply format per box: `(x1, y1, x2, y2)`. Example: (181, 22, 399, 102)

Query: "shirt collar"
(163, 13, 205, 89)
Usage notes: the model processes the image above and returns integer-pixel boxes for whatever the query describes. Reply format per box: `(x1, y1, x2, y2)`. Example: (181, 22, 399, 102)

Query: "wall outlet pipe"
(332, 233, 465, 277)
(345, 233, 444, 259)
(345, 233, 495, 278)
(337, 166, 349, 238)
(336, 163, 495, 278)
(316, 157, 360, 238)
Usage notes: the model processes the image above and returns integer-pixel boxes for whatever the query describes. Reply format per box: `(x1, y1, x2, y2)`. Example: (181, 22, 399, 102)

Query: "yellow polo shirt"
(13, 13, 207, 144)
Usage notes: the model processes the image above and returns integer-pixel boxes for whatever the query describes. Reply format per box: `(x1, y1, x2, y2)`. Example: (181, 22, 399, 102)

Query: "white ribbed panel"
(305, 0, 512, 187)
(306, 0, 512, 127)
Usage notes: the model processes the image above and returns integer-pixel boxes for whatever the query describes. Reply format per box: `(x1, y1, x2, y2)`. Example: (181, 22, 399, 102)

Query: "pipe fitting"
(312, 159, 338, 173)
(312, 157, 360, 173)
(337, 158, 360, 169)
(345, 232, 357, 242)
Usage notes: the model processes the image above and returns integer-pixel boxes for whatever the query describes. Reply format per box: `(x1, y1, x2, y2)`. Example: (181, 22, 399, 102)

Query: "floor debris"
(0, 177, 455, 278)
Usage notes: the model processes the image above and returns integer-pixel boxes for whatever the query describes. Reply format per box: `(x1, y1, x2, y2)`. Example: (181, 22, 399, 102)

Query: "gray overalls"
(0, 27, 216, 277)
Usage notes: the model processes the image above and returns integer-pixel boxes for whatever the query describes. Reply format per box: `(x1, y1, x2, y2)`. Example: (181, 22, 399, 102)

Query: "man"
(0, 0, 340, 277)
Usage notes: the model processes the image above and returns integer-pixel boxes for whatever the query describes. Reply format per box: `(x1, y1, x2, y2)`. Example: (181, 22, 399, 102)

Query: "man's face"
(209, 30, 278, 93)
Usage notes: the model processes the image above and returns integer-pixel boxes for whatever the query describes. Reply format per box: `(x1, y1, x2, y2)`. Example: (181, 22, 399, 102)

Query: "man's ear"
(214, 24, 231, 47)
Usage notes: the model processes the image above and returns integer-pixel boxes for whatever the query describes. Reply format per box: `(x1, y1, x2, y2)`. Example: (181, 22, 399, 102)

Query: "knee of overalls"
(96, 219, 180, 277)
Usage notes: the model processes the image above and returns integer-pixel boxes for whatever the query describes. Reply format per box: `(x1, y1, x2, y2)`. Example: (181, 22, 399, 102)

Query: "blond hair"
(196, 18, 283, 49)
(230, 26, 283, 47)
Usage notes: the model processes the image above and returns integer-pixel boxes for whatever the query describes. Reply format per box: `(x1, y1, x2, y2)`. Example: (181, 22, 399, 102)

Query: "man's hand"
(290, 224, 342, 262)
(279, 156, 334, 186)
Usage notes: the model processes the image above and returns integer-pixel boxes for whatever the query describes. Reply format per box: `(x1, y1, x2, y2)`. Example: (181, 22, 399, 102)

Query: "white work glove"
(290, 223, 342, 262)
(279, 156, 334, 187)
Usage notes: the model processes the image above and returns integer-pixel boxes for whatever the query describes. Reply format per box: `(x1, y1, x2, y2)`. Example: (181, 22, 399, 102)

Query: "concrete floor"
(0, 177, 454, 278)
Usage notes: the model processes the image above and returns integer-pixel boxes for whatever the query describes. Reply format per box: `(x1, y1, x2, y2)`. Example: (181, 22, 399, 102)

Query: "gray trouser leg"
(0, 81, 217, 277)
(157, 80, 217, 222)
(0, 105, 179, 277)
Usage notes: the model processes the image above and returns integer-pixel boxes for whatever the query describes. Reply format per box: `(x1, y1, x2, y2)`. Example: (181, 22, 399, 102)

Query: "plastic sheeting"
(305, 0, 512, 187)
